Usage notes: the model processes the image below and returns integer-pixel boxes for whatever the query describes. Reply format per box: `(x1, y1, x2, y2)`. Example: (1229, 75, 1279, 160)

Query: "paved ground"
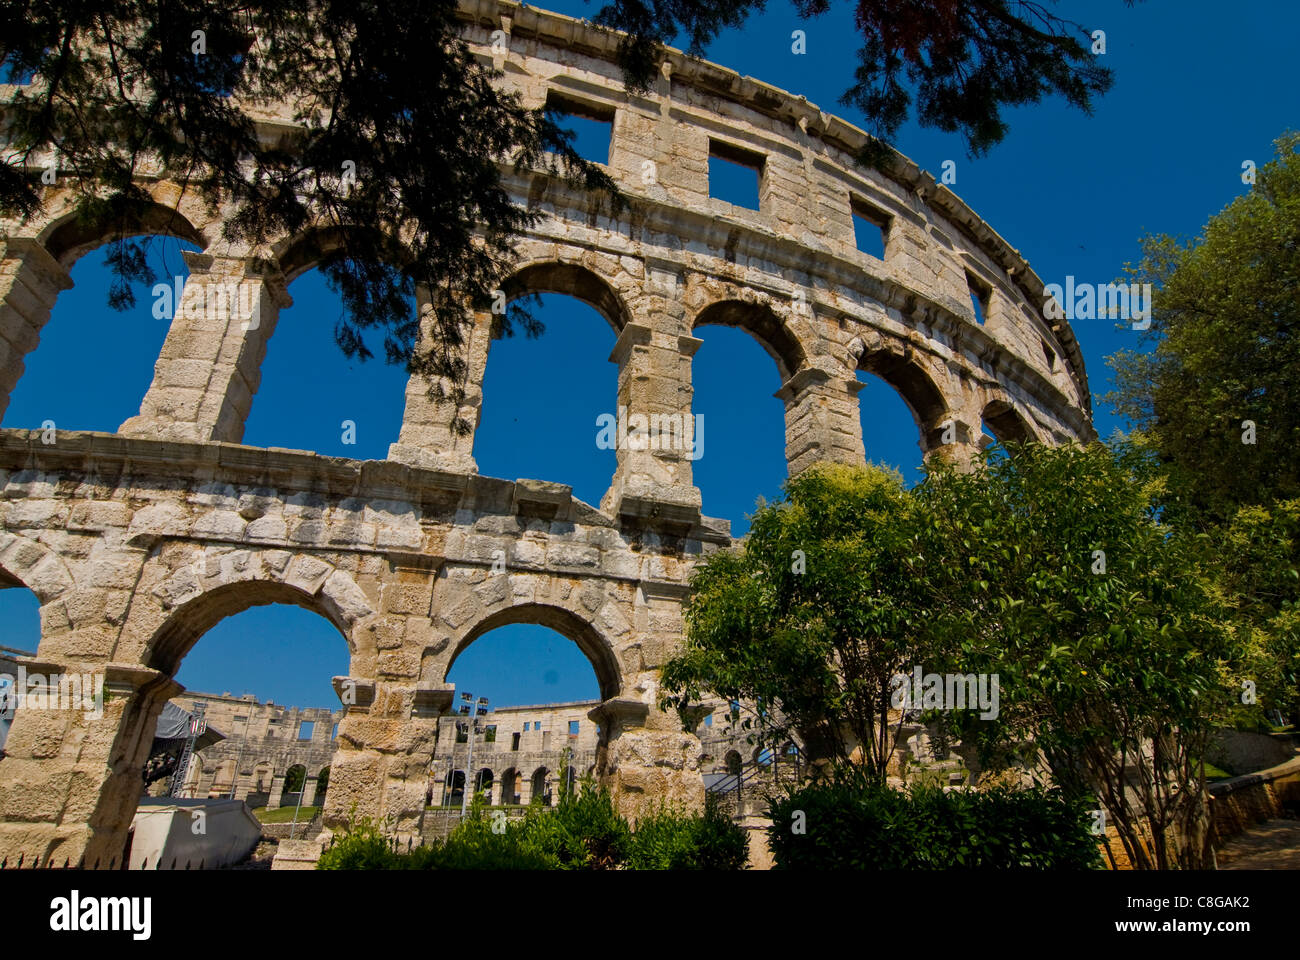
(1216, 818, 1300, 869)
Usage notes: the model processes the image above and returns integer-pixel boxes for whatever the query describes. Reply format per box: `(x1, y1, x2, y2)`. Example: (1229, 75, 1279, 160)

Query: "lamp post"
(457, 693, 492, 817)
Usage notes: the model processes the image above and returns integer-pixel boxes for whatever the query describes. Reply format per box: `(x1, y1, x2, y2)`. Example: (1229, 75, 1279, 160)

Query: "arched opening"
(857, 371, 927, 486)
(531, 766, 551, 806)
(724, 750, 742, 776)
(2, 234, 203, 432)
(239, 265, 411, 459)
(316, 766, 330, 804)
(500, 767, 520, 805)
(447, 604, 617, 704)
(474, 280, 620, 508)
(754, 746, 774, 767)
(692, 300, 800, 535)
(147, 581, 352, 822)
(475, 767, 494, 800)
(0, 579, 40, 758)
(856, 345, 949, 466)
(283, 763, 307, 793)
(446, 770, 466, 808)
(445, 607, 609, 807)
(981, 400, 1036, 449)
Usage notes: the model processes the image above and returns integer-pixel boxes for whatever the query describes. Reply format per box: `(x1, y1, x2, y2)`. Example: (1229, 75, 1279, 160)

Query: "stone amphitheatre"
(0, 0, 1092, 868)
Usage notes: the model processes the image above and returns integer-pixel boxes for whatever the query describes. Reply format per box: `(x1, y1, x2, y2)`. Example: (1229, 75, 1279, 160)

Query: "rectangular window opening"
(967, 272, 992, 326)
(850, 196, 890, 260)
(568, 720, 580, 736)
(297, 721, 315, 740)
(485, 725, 497, 743)
(544, 91, 614, 166)
(708, 139, 764, 210)
(511, 732, 521, 751)
(1041, 338, 1057, 370)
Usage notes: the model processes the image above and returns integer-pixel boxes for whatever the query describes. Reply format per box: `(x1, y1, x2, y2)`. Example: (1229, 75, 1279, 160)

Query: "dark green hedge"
(766, 774, 1102, 869)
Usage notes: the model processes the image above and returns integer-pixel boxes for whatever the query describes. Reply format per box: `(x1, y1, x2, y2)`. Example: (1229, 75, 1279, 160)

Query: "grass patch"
(251, 805, 321, 823)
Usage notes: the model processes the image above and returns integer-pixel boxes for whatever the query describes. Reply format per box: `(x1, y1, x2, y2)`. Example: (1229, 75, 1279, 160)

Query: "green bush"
(513, 780, 631, 869)
(318, 784, 749, 870)
(627, 795, 749, 870)
(766, 772, 1102, 869)
(317, 815, 402, 870)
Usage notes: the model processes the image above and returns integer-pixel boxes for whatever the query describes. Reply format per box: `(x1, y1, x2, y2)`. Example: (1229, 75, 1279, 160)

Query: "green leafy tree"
(661, 462, 939, 779)
(915, 441, 1235, 869)
(1209, 499, 1300, 723)
(1106, 133, 1300, 526)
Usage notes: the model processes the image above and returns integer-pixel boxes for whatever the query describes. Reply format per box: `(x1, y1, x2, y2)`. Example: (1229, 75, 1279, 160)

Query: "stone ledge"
(270, 837, 324, 870)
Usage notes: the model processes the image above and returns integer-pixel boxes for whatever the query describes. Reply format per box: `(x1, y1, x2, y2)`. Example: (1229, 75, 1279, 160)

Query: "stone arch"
(500, 766, 520, 804)
(981, 397, 1040, 445)
(530, 766, 550, 805)
(692, 299, 806, 383)
(853, 335, 952, 453)
(37, 194, 208, 270)
(0, 531, 75, 605)
(141, 552, 376, 679)
(724, 750, 742, 775)
(500, 260, 631, 334)
(443, 600, 623, 703)
(284, 763, 308, 794)
(271, 224, 416, 287)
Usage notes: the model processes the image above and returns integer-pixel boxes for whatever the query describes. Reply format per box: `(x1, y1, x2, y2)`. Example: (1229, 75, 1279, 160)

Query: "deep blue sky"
(2, 0, 1296, 709)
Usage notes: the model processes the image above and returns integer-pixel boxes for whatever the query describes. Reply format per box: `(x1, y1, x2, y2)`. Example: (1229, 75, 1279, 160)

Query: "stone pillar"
(920, 410, 981, 470)
(388, 298, 486, 473)
(776, 367, 867, 476)
(0, 660, 178, 869)
(0, 237, 73, 421)
(120, 252, 290, 443)
(602, 319, 703, 524)
(267, 774, 286, 811)
(319, 677, 449, 849)
(590, 697, 705, 823)
(301, 776, 318, 807)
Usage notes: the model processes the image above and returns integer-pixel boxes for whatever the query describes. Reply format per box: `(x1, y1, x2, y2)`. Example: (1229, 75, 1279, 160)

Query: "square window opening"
(544, 91, 614, 166)
(850, 197, 890, 260)
(709, 139, 764, 210)
(568, 720, 580, 736)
